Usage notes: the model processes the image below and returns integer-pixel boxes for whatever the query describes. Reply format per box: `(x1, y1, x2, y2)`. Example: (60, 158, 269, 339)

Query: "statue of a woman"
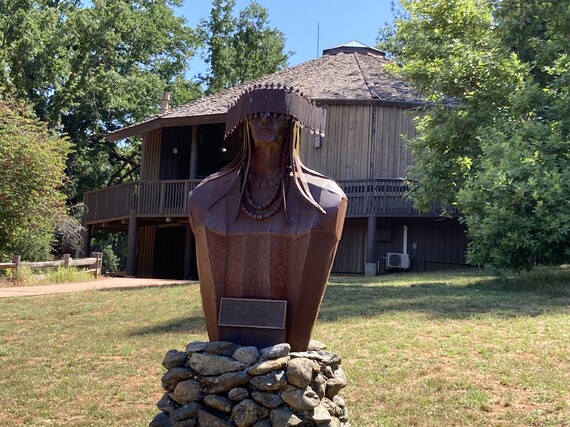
(188, 85, 347, 351)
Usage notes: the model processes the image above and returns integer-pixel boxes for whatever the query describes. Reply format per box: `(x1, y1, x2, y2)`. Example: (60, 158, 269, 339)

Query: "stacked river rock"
(150, 341, 350, 427)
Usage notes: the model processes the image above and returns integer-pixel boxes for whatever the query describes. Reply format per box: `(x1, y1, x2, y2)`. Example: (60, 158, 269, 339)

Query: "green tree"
(380, 0, 570, 271)
(0, 98, 71, 261)
(0, 0, 201, 202)
(199, 0, 290, 94)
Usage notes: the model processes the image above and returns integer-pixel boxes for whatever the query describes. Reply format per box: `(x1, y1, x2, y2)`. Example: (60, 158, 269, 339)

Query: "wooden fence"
(0, 252, 103, 278)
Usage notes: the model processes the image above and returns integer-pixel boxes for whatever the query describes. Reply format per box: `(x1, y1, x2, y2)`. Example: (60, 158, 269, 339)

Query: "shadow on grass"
(319, 279, 570, 322)
(128, 316, 207, 336)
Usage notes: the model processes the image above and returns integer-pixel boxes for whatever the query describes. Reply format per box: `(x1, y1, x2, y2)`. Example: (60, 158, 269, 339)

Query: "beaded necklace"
(239, 171, 289, 220)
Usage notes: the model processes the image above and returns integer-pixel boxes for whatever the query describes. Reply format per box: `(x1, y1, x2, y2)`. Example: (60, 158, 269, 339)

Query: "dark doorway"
(153, 226, 186, 279)
(160, 127, 191, 180)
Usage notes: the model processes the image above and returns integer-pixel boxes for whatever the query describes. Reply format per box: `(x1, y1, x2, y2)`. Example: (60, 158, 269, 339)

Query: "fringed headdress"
(222, 84, 328, 222)
(224, 84, 326, 139)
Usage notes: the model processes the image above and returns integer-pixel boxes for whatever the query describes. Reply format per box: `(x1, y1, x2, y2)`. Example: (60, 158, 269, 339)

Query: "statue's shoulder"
(304, 173, 347, 209)
(189, 170, 238, 212)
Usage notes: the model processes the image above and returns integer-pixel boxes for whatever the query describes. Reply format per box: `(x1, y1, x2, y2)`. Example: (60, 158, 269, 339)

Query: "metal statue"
(188, 85, 347, 351)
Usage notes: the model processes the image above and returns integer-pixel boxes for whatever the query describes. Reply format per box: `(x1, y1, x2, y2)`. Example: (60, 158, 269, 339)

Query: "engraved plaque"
(218, 298, 287, 329)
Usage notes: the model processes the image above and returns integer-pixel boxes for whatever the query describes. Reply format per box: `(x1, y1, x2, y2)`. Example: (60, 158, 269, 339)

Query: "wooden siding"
(372, 105, 417, 179)
(375, 217, 467, 273)
(137, 226, 156, 278)
(332, 218, 366, 274)
(140, 129, 161, 180)
(331, 217, 467, 275)
(299, 104, 418, 181)
(139, 104, 417, 185)
(300, 104, 372, 179)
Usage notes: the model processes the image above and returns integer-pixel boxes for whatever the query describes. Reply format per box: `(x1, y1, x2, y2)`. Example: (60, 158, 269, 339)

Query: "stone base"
(150, 341, 350, 427)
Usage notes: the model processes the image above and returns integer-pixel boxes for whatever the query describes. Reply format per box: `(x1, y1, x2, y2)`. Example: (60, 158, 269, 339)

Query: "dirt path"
(0, 277, 191, 298)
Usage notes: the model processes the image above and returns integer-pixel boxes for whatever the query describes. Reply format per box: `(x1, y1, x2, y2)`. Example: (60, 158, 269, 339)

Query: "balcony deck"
(83, 179, 445, 225)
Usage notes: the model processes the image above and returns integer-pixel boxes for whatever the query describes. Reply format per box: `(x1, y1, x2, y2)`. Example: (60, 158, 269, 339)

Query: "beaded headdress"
(225, 84, 327, 138)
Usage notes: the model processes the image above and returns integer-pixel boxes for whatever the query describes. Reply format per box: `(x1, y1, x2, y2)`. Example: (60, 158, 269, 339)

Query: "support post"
(126, 208, 138, 277)
(83, 225, 92, 258)
(183, 225, 195, 280)
(11, 255, 21, 277)
(190, 125, 199, 179)
(365, 216, 378, 276)
(63, 254, 71, 268)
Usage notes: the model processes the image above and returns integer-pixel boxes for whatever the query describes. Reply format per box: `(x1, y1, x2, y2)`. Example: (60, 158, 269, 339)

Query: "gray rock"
(280, 385, 320, 411)
(204, 394, 232, 413)
(172, 419, 196, 427)
(311, 374, 327, 400)
(251, 391, 283, 409)
(326, 418, 342, 427)
(170, 379, 203, 405)
(325, 368, 347, 399)
(157, 392, 178, 414)
(260, 343, 291, 360)
(310, 402, 333, 424)
(250, 370, 288, 392)
(252, 420, 272, 427)
(270, 407, 303, 426)
(200, 371, 251, 394)
(333, 395, 349, 422)
(185, 341, 207, 354)
(289, 350, 341, 366)
(308, 340, 327, 351)
(233, 346, 260, 365)
(149, 411, 172, 427)
(169, 402, 201, 423)
(188, 352, 244, 376)
(197, 409, 233, 426)
(163, 349, 188, 370)
(323, 366, 335, 379)
(228, 387, 250, 401)
(286, 358, 314, 388)
(161, 368, 194, 392)
(322, 398, 337, 416)
(247, 357, 289, 376)
(231, 399, 265, 427)
(202, 341, 241, 356)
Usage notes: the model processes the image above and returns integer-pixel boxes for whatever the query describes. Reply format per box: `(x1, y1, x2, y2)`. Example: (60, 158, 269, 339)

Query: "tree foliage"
(0, 0, 201, 202)
(380, 0, 570, 271)
(199, 0, 290, 94)
(0, 98, 71, 261)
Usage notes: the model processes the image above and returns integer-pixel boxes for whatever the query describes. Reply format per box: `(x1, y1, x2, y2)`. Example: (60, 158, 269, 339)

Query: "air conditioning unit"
(385, 252, 410, 269)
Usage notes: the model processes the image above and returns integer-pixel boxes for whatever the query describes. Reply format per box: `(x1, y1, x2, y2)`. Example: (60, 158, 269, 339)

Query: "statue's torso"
(189, 170, 347, 350)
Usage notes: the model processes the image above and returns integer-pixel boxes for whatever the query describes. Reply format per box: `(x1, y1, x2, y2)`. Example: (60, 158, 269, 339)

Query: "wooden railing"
(338, 179, 427, 217)
(84, 178, 442, 224)
(0, 253, 103, 278)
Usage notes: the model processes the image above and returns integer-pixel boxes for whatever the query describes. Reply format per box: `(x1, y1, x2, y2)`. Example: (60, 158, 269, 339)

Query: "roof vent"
(322, 40, 385, 57)
(160, 92, 171, 113)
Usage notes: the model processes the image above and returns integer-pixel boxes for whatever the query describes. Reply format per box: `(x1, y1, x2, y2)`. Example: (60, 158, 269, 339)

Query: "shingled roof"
(108, 42, 424, 141)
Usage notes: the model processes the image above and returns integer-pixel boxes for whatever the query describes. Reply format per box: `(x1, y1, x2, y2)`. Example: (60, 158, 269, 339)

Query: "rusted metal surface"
(189, 87, 347, 351)
(189, 170, 347, 350)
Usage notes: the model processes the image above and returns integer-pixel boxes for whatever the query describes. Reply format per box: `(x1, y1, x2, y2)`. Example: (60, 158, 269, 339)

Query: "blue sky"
(176, 0, 395, 77)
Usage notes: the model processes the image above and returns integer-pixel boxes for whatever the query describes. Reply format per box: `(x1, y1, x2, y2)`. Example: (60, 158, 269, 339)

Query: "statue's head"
(223, 85, 329, 220)
(225, 85, 326, 140)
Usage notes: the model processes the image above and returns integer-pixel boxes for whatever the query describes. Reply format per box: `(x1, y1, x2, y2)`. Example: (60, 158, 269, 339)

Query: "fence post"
(11, 255, 21, 277)
(91, 252, 103, 278)
(63, 254, 71, 268)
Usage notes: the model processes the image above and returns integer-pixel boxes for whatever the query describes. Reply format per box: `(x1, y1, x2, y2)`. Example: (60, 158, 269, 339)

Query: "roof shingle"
(108, 49, 423, 141)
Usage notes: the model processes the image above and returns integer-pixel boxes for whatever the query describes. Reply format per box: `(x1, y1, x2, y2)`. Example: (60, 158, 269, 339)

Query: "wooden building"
(83, 42, 467, 278)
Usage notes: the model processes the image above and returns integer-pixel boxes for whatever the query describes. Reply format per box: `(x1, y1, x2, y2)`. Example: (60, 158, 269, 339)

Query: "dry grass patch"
(1, 269, 569, 426)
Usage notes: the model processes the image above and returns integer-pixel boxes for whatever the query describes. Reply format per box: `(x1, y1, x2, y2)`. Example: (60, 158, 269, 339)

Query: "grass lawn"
(0, 267, 569, 426)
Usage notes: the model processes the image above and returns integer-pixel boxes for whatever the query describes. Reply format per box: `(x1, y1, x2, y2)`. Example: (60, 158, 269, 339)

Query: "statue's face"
(249, 114, 289, 148)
